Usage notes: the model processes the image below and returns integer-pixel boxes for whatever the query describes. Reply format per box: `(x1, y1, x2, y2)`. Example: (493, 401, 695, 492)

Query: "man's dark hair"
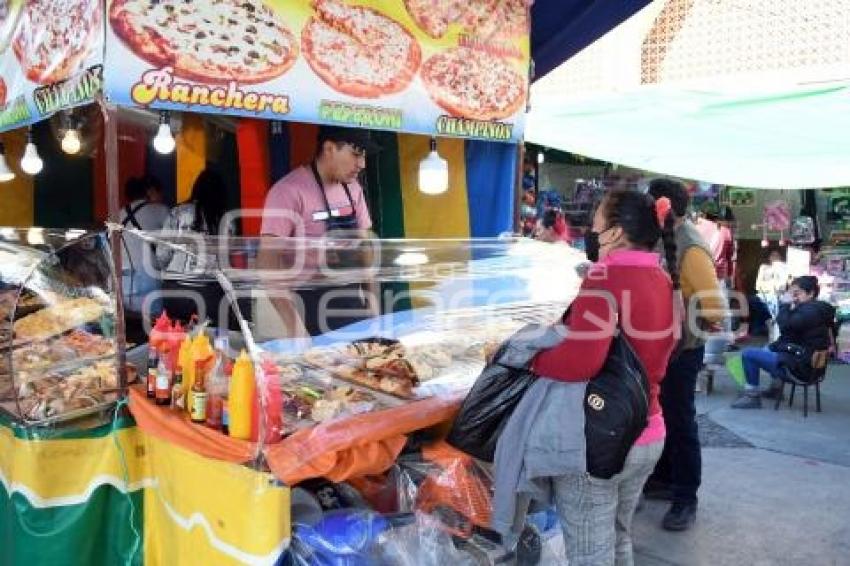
(648, 178, 689, 217)
(138, 174, 163, 196)
(125, 176, 146, 201)
(791, 275, 820, 298)
(541, 208, 559, 229)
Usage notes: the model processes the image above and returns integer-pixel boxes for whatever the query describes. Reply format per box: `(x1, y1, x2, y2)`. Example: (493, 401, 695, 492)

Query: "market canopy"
(530, 0, 651, 80)
(527, 0, 850, 189)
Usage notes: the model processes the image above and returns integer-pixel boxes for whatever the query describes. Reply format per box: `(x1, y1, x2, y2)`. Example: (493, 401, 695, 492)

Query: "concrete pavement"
(632, 355, 850, 566)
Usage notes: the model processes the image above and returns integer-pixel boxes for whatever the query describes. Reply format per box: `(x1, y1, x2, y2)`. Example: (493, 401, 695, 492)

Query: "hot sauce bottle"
(146, 347, 158, 399)
(190, 360, 208, 424)
(171, 362, 185, 410)
(155, 348, 171, 406)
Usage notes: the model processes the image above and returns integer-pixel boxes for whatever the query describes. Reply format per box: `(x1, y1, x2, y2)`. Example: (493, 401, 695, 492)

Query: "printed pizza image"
(404, 0, 529, 41)
(302, 0, 421, 98)
(421, 46, 526, 121)
(109, 0, 298, 84)
(12, 0, 101, 84)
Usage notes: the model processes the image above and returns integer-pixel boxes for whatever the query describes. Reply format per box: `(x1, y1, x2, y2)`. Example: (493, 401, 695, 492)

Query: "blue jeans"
(741, 347, 783, 387)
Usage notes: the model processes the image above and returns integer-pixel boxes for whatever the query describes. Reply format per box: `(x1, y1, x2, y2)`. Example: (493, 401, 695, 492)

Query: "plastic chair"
(774, 350, 829, 417)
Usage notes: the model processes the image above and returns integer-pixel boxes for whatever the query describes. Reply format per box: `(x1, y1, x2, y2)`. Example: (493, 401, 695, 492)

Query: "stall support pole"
(514, 143, 526, 233)
(99, 99, 128, 389)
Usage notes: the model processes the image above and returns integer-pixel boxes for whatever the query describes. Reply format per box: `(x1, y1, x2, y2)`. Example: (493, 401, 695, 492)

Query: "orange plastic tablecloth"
(266, 394, 463, 485)
(128, 387, 259, 464)
(129, 386, 463, 484)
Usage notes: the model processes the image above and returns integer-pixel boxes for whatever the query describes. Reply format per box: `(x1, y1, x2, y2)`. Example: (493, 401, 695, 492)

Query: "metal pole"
(514, 142, 525, 233)
(99, 99, 128, 391)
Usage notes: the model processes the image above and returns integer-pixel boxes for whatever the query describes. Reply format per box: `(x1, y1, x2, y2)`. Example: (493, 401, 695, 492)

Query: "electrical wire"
(111, 397, 141, 566)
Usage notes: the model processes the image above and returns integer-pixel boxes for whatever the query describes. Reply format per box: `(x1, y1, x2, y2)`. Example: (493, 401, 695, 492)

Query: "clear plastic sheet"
(115, 227, 587, 481)
(0, 228, 121, 426)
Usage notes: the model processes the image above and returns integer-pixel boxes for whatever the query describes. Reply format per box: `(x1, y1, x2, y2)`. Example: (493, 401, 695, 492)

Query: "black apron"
(297, 163, 369, 336)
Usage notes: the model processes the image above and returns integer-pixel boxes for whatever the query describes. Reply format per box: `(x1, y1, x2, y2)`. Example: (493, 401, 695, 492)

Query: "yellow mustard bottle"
(229, 350, 255, 440)
(178, 337, 193, 413)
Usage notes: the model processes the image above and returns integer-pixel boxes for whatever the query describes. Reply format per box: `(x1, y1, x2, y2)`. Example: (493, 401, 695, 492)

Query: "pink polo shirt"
(260, 165, 372, 237)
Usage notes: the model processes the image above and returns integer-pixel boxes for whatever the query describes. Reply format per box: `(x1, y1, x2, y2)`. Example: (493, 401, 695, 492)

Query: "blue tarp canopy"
(531, 0, 651, 80)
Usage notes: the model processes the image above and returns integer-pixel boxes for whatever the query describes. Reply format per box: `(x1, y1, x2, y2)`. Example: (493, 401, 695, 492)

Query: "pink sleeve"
(353, 183, 372, 230)
(260, 183, 298, 237)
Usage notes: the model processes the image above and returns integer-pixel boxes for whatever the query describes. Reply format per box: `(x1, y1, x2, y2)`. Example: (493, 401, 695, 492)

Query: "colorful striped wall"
(0, 119, 517, 238)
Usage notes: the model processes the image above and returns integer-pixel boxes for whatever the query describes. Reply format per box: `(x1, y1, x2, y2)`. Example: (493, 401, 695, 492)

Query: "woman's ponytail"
(654, 197, 679, 290)
(661, 212, 680, 290)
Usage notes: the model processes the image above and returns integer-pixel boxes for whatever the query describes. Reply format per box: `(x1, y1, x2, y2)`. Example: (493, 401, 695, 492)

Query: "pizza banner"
(103, 0, 530, 142)
(0, 0, 105, 132)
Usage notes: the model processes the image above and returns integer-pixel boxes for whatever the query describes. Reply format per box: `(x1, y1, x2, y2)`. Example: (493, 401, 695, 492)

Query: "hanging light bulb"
(537, 151, 545, 164)
(20, 129, 43, 176)
(152, 111, 176, 154)
(61, 128, 82, 155)
(761, 238, 769, 248)
(0, 142, 15, 183)
(418, 137, 448, 195)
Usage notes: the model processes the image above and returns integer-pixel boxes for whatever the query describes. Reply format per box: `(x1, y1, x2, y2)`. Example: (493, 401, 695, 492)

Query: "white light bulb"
(26, 227, 45, 246)
(0, 144, 14, 183)
(20, 141, 43, 175)
(61, 129, 82, 155)
(537, 152, 544, 164)
(418, 139, 448, 195)
(394, 252, 429, 266)
(152, 123, 176, 154)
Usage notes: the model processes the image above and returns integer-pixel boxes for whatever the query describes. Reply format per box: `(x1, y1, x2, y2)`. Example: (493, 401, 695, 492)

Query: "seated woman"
(732, 275, 835, 409)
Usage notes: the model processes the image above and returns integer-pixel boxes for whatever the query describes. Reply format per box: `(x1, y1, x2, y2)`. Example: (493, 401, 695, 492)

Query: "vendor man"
(257, 126, 379, 338)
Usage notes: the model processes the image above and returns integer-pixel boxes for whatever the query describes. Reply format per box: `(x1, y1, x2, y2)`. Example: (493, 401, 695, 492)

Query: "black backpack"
(584, 329, 650, 479)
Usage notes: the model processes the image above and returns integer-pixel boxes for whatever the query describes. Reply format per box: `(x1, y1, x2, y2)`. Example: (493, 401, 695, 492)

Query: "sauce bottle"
(190, 360, 208, 424)
(149, 311, 172, 352)
(171, 362, 185, 410)
(146, 347, 158, 399)
(155, 347, 171, 406)
(178, 336, 193, 412)
(228, 350, 254, 440)
(187, 333, 213, 415)
(206, 353, 226, 429)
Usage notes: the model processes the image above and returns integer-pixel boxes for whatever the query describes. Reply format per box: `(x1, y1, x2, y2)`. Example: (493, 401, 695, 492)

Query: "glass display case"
(0, 228, 122, 426)
(122, 228, 586, 444)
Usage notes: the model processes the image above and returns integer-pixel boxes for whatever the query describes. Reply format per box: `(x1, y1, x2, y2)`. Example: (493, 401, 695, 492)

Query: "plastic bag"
(446, 324, 563, 462)
(288, 509, 389, 565)
(375, 512, 479, 566)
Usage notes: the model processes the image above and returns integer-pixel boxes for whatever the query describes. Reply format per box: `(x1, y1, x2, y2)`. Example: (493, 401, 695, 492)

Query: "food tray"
(12, 359, 122, 424)
(278, 372, 404, 434)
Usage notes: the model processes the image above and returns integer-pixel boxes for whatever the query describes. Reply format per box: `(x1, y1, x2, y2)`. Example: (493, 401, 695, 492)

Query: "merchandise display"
(0, 229, 122, 425)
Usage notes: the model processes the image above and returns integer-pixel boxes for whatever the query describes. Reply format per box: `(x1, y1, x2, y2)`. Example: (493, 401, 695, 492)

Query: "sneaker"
(662, 502, 697, 532)
(731, 392, 762, 409)
(515, 523, 542, 566)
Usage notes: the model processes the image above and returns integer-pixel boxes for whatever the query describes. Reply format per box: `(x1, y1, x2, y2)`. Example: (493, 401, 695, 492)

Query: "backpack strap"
(122, 202, 148, 230)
